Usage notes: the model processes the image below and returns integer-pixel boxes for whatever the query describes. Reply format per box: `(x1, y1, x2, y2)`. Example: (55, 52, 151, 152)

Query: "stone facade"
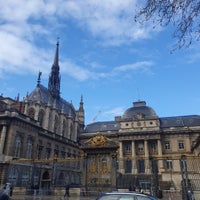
(80, 101, 200, 198)
(0, 42, 84, 192)
(0, 43, 200, 199)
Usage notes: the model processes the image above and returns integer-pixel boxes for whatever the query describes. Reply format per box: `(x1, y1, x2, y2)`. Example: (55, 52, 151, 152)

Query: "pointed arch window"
(28, 108, 35, 119)
(26, 137, 33, 159)
(14, 135, 22, 158)
(46, 143, 51, 159)
(37, 140, 43, 159)
(62, 119, 66, 136)
(70, 124, 73, 139)
(54, 115, 59, 133)
(38, 110, 45, 126)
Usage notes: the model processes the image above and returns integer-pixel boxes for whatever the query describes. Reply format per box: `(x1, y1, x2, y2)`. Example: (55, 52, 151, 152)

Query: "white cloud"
(59, 0, 151, 45)
(0, 0, 156, 79)
(113, 61, 154, 73)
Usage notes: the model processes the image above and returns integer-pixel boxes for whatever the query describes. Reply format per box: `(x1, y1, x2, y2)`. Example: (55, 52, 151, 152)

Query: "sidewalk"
(11, 195, 96, 200)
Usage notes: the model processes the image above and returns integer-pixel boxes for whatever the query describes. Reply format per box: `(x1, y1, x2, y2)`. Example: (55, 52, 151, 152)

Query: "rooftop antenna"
(137, 88, 141, 101)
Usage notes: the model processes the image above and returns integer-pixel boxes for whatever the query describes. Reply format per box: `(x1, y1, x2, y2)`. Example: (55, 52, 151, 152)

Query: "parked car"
(96, 192, 157, 200)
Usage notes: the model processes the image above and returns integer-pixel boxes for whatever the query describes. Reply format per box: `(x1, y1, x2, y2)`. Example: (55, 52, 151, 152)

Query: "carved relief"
(86, 134, 111, 146)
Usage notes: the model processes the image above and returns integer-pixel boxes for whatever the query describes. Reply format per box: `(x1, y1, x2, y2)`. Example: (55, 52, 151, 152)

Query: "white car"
(96, 192, 157, 200)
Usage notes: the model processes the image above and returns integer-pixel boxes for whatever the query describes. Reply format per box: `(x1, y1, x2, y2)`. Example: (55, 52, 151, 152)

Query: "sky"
(1, 0, 200, 125)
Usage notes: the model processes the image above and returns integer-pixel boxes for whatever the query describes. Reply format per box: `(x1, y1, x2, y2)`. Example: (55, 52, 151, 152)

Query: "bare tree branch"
(135, 0, 200, 49)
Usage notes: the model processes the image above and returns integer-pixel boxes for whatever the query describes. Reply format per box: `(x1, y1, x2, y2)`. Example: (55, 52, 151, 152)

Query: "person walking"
(64, 184, 70, 198)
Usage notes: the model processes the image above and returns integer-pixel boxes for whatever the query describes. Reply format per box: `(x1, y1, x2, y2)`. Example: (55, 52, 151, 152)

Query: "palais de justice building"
(0, 43, 199, 197)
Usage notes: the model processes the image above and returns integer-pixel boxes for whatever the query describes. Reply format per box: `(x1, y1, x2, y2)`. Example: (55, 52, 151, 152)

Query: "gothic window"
(61, 147, 66, 159)
(178, 140, 185, 150)
(138, 160, 145, 173)
(45, 143, 51, 159)
(28, 108, 35, 119)
(62, 119, 66, 136)
(54, 115, 59, 133)
(26, 137, 33, 159)
(38, 110, 45, 126)
(37, 140, 43, 159)
(70, 124, 73, 139)
(54, 145, 59, 157)
(14, 135, 22, 158)
(125, 160, 132, 173)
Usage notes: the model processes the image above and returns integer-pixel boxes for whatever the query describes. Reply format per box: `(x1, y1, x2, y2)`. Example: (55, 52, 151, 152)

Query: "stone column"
(118, 141, 124, 173)
(144, 140, 150, 174)
(131, 141, 137, 174)
(0, 126, 7, 154)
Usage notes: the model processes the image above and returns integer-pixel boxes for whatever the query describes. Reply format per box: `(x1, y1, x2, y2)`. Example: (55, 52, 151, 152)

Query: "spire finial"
(37, 71, 42, 86)
(48, 42, 60, 99)
(57, 37, 59, 46)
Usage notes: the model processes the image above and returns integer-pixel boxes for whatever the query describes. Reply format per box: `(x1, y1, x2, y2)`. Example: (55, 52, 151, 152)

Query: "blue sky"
(1, 0, 200, 125)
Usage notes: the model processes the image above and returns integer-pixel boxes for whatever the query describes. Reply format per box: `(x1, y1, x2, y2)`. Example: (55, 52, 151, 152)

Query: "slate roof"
(27, 84, 76, 118)
(84, 115, 200, 133)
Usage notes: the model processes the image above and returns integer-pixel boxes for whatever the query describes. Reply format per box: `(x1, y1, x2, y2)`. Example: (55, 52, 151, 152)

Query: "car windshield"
(98, 194, 152, 200)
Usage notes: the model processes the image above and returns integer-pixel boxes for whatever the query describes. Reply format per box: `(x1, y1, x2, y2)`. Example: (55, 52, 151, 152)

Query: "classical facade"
(0, 42, 84, 192)
(80, 100, 200, 197)
(0, 42, 200, 199)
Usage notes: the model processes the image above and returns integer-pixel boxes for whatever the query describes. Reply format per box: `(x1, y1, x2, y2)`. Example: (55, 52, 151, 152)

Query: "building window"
(124, 142, 131, 153)
(54, 145, 59, 157)
(8, 166, 18, 185)
(28, 108, 35, 119)
(150, 142, 157, 152)
(38, 110, 45, 126)
(178, 141, 185, 150)
(137, 142, 144, 153)
(46, 143, 51, 159)
(138, 160, 145, 173)
(54, 115, 59, 133)
(125, 160, 132, 173)
(61, 147, 66, 158)
(37, 140, 43, 159)
(14, 136, 22, 158)
(22, 168, 30, 186)
(62, 119, 66, 136)
(26, 138, 33, 159)
(164, 141, 171, 150)
(166, 159, 173, 170)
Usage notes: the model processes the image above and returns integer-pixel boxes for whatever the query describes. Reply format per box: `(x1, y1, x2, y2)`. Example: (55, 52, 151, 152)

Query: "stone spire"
(48, 41, 61, 99)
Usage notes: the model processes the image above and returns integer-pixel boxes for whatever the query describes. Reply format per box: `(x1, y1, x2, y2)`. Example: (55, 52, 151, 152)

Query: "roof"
(27, 84, 76, 118)
(122, 101, 157, 120)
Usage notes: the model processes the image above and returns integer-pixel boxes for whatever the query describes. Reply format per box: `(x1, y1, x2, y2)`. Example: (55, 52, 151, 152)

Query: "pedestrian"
(64, 184, 70, 197)
(0, 193, 9, 200)
(9, 184, 13, 197)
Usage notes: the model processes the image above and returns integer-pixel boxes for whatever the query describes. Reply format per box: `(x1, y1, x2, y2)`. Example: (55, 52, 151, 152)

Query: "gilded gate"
(80, 134, 118, 193)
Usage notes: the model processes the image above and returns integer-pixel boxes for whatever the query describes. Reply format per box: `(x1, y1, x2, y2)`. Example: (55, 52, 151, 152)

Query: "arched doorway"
(41, 171, 51, 193)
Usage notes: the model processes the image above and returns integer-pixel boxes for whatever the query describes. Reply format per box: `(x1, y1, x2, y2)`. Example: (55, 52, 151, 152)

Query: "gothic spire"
(48, 41, 61, 99)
